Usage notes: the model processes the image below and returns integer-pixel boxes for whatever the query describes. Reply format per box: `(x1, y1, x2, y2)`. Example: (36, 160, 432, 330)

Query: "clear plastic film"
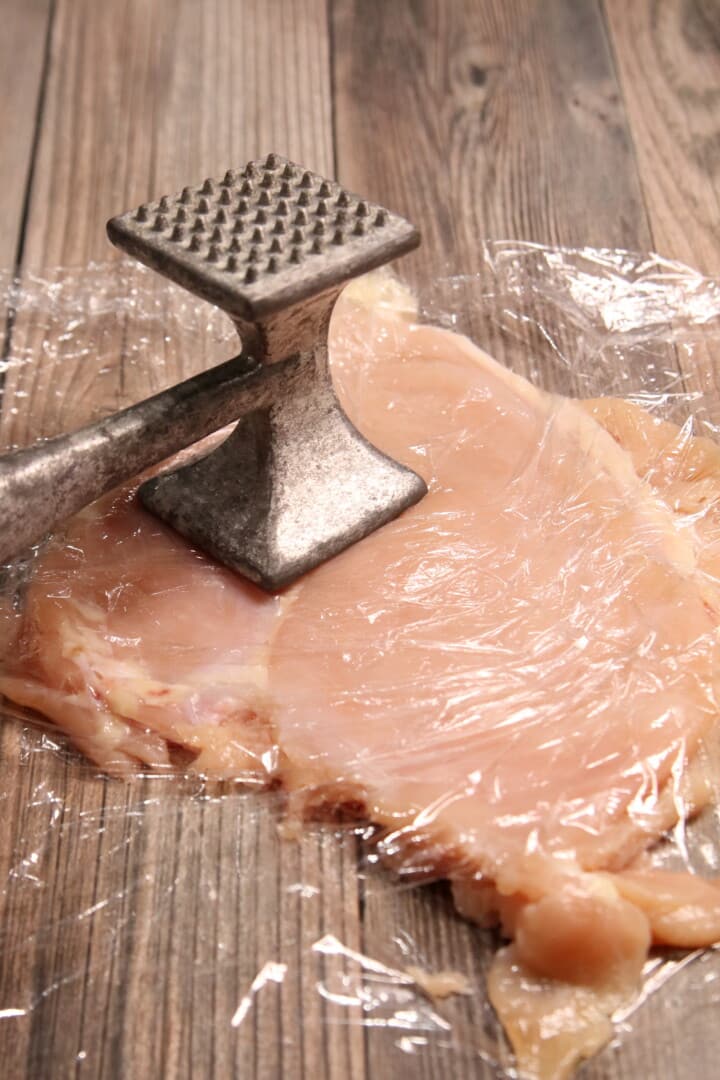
(1, 244, 720, 1078)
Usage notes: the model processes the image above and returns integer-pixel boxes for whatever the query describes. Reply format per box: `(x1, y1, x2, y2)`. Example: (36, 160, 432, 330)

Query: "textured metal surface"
(0, 155, 426, 588)
(139, 349, 424, 591)
(106, 154, 419, 321)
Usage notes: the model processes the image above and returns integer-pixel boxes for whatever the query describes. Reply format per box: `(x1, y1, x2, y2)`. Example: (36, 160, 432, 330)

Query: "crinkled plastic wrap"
(1, 244, 720, 1078)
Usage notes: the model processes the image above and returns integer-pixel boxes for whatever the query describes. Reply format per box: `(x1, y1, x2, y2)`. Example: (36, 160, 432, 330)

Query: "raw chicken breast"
(582, 397, 720, 584)
(0, 487, 279, 777)
(2, 281, 720, 1078)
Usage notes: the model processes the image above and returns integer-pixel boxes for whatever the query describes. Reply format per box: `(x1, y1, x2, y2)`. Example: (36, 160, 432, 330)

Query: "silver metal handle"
(0, 352, 291, 563)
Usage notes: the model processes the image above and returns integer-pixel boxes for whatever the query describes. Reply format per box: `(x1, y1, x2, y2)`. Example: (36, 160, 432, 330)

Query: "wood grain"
(2, 1, 720, 1078)
(603, 0, 720, 276)
(0, 0, 53, 270)
(331, 1, 651, 270)
(331, 0, 664, 407)
(603, 0, 720, 426)
(0, 0, 54, 378)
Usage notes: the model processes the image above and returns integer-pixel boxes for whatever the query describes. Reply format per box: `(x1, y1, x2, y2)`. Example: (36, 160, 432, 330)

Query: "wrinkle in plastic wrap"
(1, 244, 720, 1078)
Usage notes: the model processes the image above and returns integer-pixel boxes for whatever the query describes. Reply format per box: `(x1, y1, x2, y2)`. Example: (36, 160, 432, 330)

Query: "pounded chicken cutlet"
(2, 281, 720, 1078)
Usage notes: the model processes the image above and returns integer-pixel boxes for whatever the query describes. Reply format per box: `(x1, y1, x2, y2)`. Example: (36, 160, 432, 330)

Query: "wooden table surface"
(1, 2, 719, 1078)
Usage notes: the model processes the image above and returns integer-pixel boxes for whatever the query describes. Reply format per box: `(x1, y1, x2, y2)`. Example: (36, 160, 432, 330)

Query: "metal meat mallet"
(0, 155, 426, 589)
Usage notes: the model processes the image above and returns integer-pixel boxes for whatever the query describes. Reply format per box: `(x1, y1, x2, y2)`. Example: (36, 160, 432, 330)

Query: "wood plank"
(0, 0, 53, 270)
(0, 0, 53, 381)
(603, 0, 720, 426)
(331, 0, 660, 405)
(331, 2, 720, 1078)
(0, 3, 362, 1080)
(331, 0, 651, 263)
(0, 0, 54, 1046)
(603, 0, 720, 276)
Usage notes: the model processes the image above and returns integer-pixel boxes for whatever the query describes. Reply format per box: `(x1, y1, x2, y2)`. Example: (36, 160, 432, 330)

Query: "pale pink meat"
(2, 284, 720, 1077)
(0, 487, 278, 777)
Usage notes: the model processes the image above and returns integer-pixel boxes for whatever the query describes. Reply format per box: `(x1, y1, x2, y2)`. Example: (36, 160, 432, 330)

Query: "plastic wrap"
(2, 244, 720, 1078)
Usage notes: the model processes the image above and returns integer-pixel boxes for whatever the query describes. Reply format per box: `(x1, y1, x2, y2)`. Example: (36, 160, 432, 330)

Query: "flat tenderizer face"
(107, 155, 420, 322)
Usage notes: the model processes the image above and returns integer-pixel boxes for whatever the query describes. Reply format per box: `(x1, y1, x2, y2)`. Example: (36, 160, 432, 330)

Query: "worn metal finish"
(106, 154, 419, 324)
(0, 155, 426, 589)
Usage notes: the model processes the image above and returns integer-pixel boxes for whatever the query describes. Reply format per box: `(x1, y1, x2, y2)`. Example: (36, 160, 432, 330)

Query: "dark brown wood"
(0, 0, 53, 269)
(331, 1, 652, 264)
(0, 0, 53, 377)
(603, 0, 720, 426)
(603, 0, 720, 276)
(331, 0, 660, 403)
(2, 0, 720, 1078)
